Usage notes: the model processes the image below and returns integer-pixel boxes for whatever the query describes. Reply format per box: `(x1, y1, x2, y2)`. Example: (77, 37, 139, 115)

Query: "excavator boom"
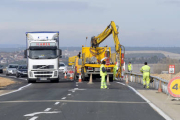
(90, 21, 123, 78)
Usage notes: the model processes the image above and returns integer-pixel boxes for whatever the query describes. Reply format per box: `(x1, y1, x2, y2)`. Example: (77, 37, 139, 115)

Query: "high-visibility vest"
(128, 64, 132, 71)
(140, 65, 150, 75)
(100, 64, 107, 76)
(113, 64, 118, 72)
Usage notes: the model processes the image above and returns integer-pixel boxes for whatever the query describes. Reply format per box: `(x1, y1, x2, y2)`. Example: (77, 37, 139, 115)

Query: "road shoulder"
(138, 89, 179, 120)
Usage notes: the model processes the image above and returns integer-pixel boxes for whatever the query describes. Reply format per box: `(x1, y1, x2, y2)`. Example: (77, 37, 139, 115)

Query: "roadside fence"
(124, 72, 169, 95)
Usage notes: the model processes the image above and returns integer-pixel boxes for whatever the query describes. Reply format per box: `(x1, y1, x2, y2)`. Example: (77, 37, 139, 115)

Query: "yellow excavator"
(81, 21, 125, 80)
(90, 21, 125, 78)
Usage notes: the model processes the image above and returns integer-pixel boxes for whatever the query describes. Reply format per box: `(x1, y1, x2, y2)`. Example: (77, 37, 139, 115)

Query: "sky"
(0, 0, 180, 47)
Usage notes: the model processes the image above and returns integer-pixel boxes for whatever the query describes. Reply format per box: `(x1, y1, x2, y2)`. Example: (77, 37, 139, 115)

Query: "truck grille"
(34, 71, 53, 74)
(35, 75, 52, 78)
(33, 65, 54, 69)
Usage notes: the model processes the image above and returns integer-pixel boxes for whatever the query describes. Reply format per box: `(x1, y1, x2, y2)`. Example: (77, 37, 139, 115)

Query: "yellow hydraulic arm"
(91, 21, 123, 78)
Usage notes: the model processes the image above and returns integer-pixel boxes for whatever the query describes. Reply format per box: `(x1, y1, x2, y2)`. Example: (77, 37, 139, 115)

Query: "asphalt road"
(0, 73, 165, 120)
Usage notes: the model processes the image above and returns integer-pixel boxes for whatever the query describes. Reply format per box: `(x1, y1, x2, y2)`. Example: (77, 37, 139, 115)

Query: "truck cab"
(24, 31, 62, 83)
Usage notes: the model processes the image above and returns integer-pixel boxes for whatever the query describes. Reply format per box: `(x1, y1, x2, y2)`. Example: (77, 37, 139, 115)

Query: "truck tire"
(27, 78, 36, 83)
(109, 76, 113, 82)
(74, 72, 77, 81)
(51, 78, 59, 83)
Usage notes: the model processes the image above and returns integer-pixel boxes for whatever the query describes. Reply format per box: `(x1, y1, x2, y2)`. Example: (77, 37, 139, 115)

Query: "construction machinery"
(81, 21, 125, 81)
(68, 56, 77, 66)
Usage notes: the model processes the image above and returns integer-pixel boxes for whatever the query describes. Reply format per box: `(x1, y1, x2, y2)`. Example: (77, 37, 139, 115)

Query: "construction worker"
(100, 60, 108, 89)
(113, 62, 118, 80)
(128, 62, 132, 72)
(140, 62, 150, 89)
(77, 52, 81, 58)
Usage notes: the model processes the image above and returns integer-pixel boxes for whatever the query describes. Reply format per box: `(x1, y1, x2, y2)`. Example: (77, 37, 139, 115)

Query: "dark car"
(16, 65, 27, 78)
(0, 65, 3, 73)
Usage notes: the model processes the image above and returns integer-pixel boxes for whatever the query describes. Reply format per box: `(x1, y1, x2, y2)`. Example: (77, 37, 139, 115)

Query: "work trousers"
(101, 75, 107, 89)
(143, 74, 150, 88)
(113, 71, 116, 80)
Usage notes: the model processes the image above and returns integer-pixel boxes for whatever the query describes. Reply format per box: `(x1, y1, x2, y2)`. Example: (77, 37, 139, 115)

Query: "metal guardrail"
(124, 72, 169, 95)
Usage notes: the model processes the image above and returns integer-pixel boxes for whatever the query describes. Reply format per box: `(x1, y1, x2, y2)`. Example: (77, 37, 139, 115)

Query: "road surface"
(0, 73, 165, 120)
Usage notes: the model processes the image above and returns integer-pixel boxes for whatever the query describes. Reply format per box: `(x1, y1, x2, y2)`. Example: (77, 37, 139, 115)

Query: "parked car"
(0, 65, 3, 73)
(59, 62, 67, 74)
(16, 65, 27, 78)
(6, 64, 18, 76)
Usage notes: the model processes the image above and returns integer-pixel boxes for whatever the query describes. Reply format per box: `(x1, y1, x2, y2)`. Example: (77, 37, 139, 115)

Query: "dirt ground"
(151, 72, 180, 81)
(0, 77, 15, 88)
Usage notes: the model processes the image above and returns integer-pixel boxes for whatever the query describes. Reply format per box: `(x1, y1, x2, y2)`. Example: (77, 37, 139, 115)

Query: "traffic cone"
(126, 76, 129, 85)
(88, 73, 93, 84)
(107, 74, 110, 85)
(158, 81, 162, 92)
(64, 72, 67, 79)
(78, 73, 82, 83)
(70, 72, 73, 80)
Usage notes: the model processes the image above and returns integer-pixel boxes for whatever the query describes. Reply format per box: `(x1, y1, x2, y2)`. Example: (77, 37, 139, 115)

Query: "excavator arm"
(91, 21, 123, 78)
(91, 21, 121, 53)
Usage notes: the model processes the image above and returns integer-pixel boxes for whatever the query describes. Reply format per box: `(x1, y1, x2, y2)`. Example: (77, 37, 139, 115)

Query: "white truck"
(24, 31, 62, 83)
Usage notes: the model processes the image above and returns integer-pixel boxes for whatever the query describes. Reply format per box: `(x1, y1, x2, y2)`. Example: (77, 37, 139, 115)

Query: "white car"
(59, 62, 67, 74)
(6, 64, 19, 76)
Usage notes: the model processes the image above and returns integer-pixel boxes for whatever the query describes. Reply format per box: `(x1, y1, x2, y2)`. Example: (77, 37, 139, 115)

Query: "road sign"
(169, 65, 175, 74)
(168, 77, 180, 98)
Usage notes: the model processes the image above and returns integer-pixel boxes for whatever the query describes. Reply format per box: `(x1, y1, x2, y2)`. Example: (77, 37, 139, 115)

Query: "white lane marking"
(0, 84, 32, 97)
(55, 102, 60, 105)
(44, 108, 51, 112)
(61, 97, 66, 100)
(76, 85, 78, 86)
(68, 88, 86, 92)
(68, 94, 71, 96)
(117, 82, 172, 120)
(72, 91, 75, 92)
(19, 78, 27, 81)
(24, 111, 61, 117)
(29, 116, 38, 120)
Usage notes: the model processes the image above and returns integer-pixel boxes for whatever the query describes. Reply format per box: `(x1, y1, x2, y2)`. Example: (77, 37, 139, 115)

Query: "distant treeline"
(125, 53, 166, 64)
(1, 47, 180, 54)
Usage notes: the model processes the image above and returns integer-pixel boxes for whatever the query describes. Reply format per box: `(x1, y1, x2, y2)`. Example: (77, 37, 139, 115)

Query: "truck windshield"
(29, 50, 57, 59)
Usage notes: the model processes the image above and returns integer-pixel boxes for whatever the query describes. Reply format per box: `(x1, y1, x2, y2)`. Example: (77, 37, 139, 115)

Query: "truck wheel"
(16, 74, 19, 78)
(6, 73, 9, 76)
(51, 78, 59, 83)
(74, 72, 77, 81)
(109, 77, 113, 82)
(28, 78, 36, 83)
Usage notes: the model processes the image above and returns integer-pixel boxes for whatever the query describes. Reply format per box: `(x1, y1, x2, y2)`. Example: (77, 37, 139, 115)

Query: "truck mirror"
(24, 49, 27, 58)
(59, 49, 62, 58)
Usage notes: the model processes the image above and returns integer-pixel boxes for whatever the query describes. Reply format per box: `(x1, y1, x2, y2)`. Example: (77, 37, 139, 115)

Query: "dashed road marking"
(24, 111, 61, 117)
(44, 108, 51, 112)
(19, 78, 27, 80)
(68, 94, 71, 96)
(61, 97, 66, 100)
(55, 102, 60, 105)
(29, 116, 38, 120)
